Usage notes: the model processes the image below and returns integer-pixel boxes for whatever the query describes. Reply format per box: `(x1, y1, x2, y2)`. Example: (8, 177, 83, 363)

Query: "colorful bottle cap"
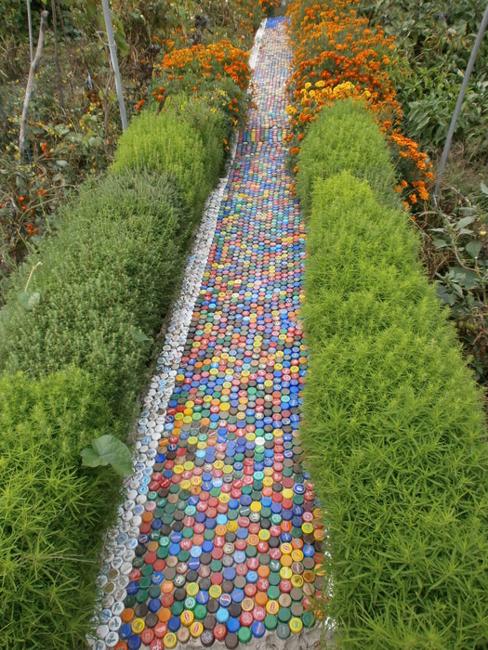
(237, 627, 252, 643)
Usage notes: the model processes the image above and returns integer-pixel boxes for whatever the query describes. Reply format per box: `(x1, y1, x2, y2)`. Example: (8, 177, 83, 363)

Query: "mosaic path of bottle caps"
(92, 17, 325, 650)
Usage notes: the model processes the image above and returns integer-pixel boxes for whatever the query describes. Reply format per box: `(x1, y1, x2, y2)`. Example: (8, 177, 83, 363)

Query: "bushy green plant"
(151, 75, 249, 133)
(111, 100, 225, 216)
(296, 99, 400, 215)
(302, 171, 488, 649)
(0, 368, 119, 649)
(0, 170, 186, 420)
(164, 94, 229, 184)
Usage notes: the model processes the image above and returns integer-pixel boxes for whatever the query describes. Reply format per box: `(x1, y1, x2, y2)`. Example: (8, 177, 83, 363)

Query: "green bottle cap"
(135, 589, 148, 603)
(172, 601, 184, 616)
(269, 572, 280, 586)
(246, 545, 257, 558)
(278, 607, 291, 623)
(264, 614, 278, 630)
(238, 627, 252, 643)
(277, 622, 291, 639)
(184, 596, 196, 610)
(157, 546, 168, 559)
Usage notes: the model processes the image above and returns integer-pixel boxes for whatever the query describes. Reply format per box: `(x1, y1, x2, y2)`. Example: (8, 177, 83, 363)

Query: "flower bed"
(0, 0, 263, 300)
(286, 0, 488, 388)
(260, 0, 281, 17)
(286, 0, 432, 209)
(150, 40, 250, 133)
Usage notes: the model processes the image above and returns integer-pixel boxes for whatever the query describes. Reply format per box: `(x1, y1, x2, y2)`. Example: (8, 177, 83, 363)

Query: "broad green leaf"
(81, 435, 132, 477)
(455, 215, 475, 230)
(465, 240, 482, 259)
(450, 266, 480, 290)
(480, 181, 488, 195)
(433, 238, 448, 249)
(436, 284, 456, 306)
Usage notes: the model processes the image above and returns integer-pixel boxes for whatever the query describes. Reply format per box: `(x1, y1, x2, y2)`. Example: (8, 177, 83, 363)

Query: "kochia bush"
(301, 171, 488, 649)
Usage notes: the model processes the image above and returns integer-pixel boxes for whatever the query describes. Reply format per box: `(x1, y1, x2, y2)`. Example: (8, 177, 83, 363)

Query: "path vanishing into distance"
(91, 18, 325, 650)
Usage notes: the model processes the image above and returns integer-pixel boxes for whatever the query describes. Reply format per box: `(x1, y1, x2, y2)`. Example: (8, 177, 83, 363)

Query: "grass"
(296, 99, 400, 215)
(301, 171, 488, 649)
(0, 368, 118, 649)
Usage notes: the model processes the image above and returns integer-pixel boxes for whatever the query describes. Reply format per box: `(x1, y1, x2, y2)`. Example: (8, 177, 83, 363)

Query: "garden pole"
(434, 3, 488, 201)
(19, 10, 48, 159)
(26, 0, 33, 62)
(101, 0, 128, 131)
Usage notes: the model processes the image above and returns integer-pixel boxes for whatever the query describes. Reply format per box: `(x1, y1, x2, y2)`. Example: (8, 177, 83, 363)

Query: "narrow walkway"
(93, 18, 324, 650)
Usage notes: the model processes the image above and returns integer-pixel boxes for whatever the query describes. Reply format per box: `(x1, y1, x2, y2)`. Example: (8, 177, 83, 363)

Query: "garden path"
(91, 18, 324, 650)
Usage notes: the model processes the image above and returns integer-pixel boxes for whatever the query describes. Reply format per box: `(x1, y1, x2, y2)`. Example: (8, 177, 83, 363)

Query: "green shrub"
(302, 171, 488, 649)
(150, 71, 250, 132)
(164, 94, 229, 185)
(112, 97, 227, 216)
(0, 170, 186, 420)
(297, 100, 400, 214)
(0, 368, 118, 649)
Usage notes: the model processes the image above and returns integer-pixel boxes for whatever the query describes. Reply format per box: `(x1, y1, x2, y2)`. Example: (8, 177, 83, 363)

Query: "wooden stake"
(51, 0, 65, 108)
(101, 0, 128, 131)
(434, 3, 488, 202)
(19, 10, 49, 159)
(26, 0, 33, 62)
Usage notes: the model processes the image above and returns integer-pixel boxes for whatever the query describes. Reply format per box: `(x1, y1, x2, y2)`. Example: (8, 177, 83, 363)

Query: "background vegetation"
(0, 0, 261, 299)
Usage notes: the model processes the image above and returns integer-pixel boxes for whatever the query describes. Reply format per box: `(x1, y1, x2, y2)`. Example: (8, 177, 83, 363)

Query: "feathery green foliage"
(112, 97, 227, 216)
(0, 368, 118, 649)
(297, 100, 400, 214)
(163, 94, 231, 182)
(0, 170, 186, 421)
(302, 171, 488, 649)
(0, 21, 243, 650)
